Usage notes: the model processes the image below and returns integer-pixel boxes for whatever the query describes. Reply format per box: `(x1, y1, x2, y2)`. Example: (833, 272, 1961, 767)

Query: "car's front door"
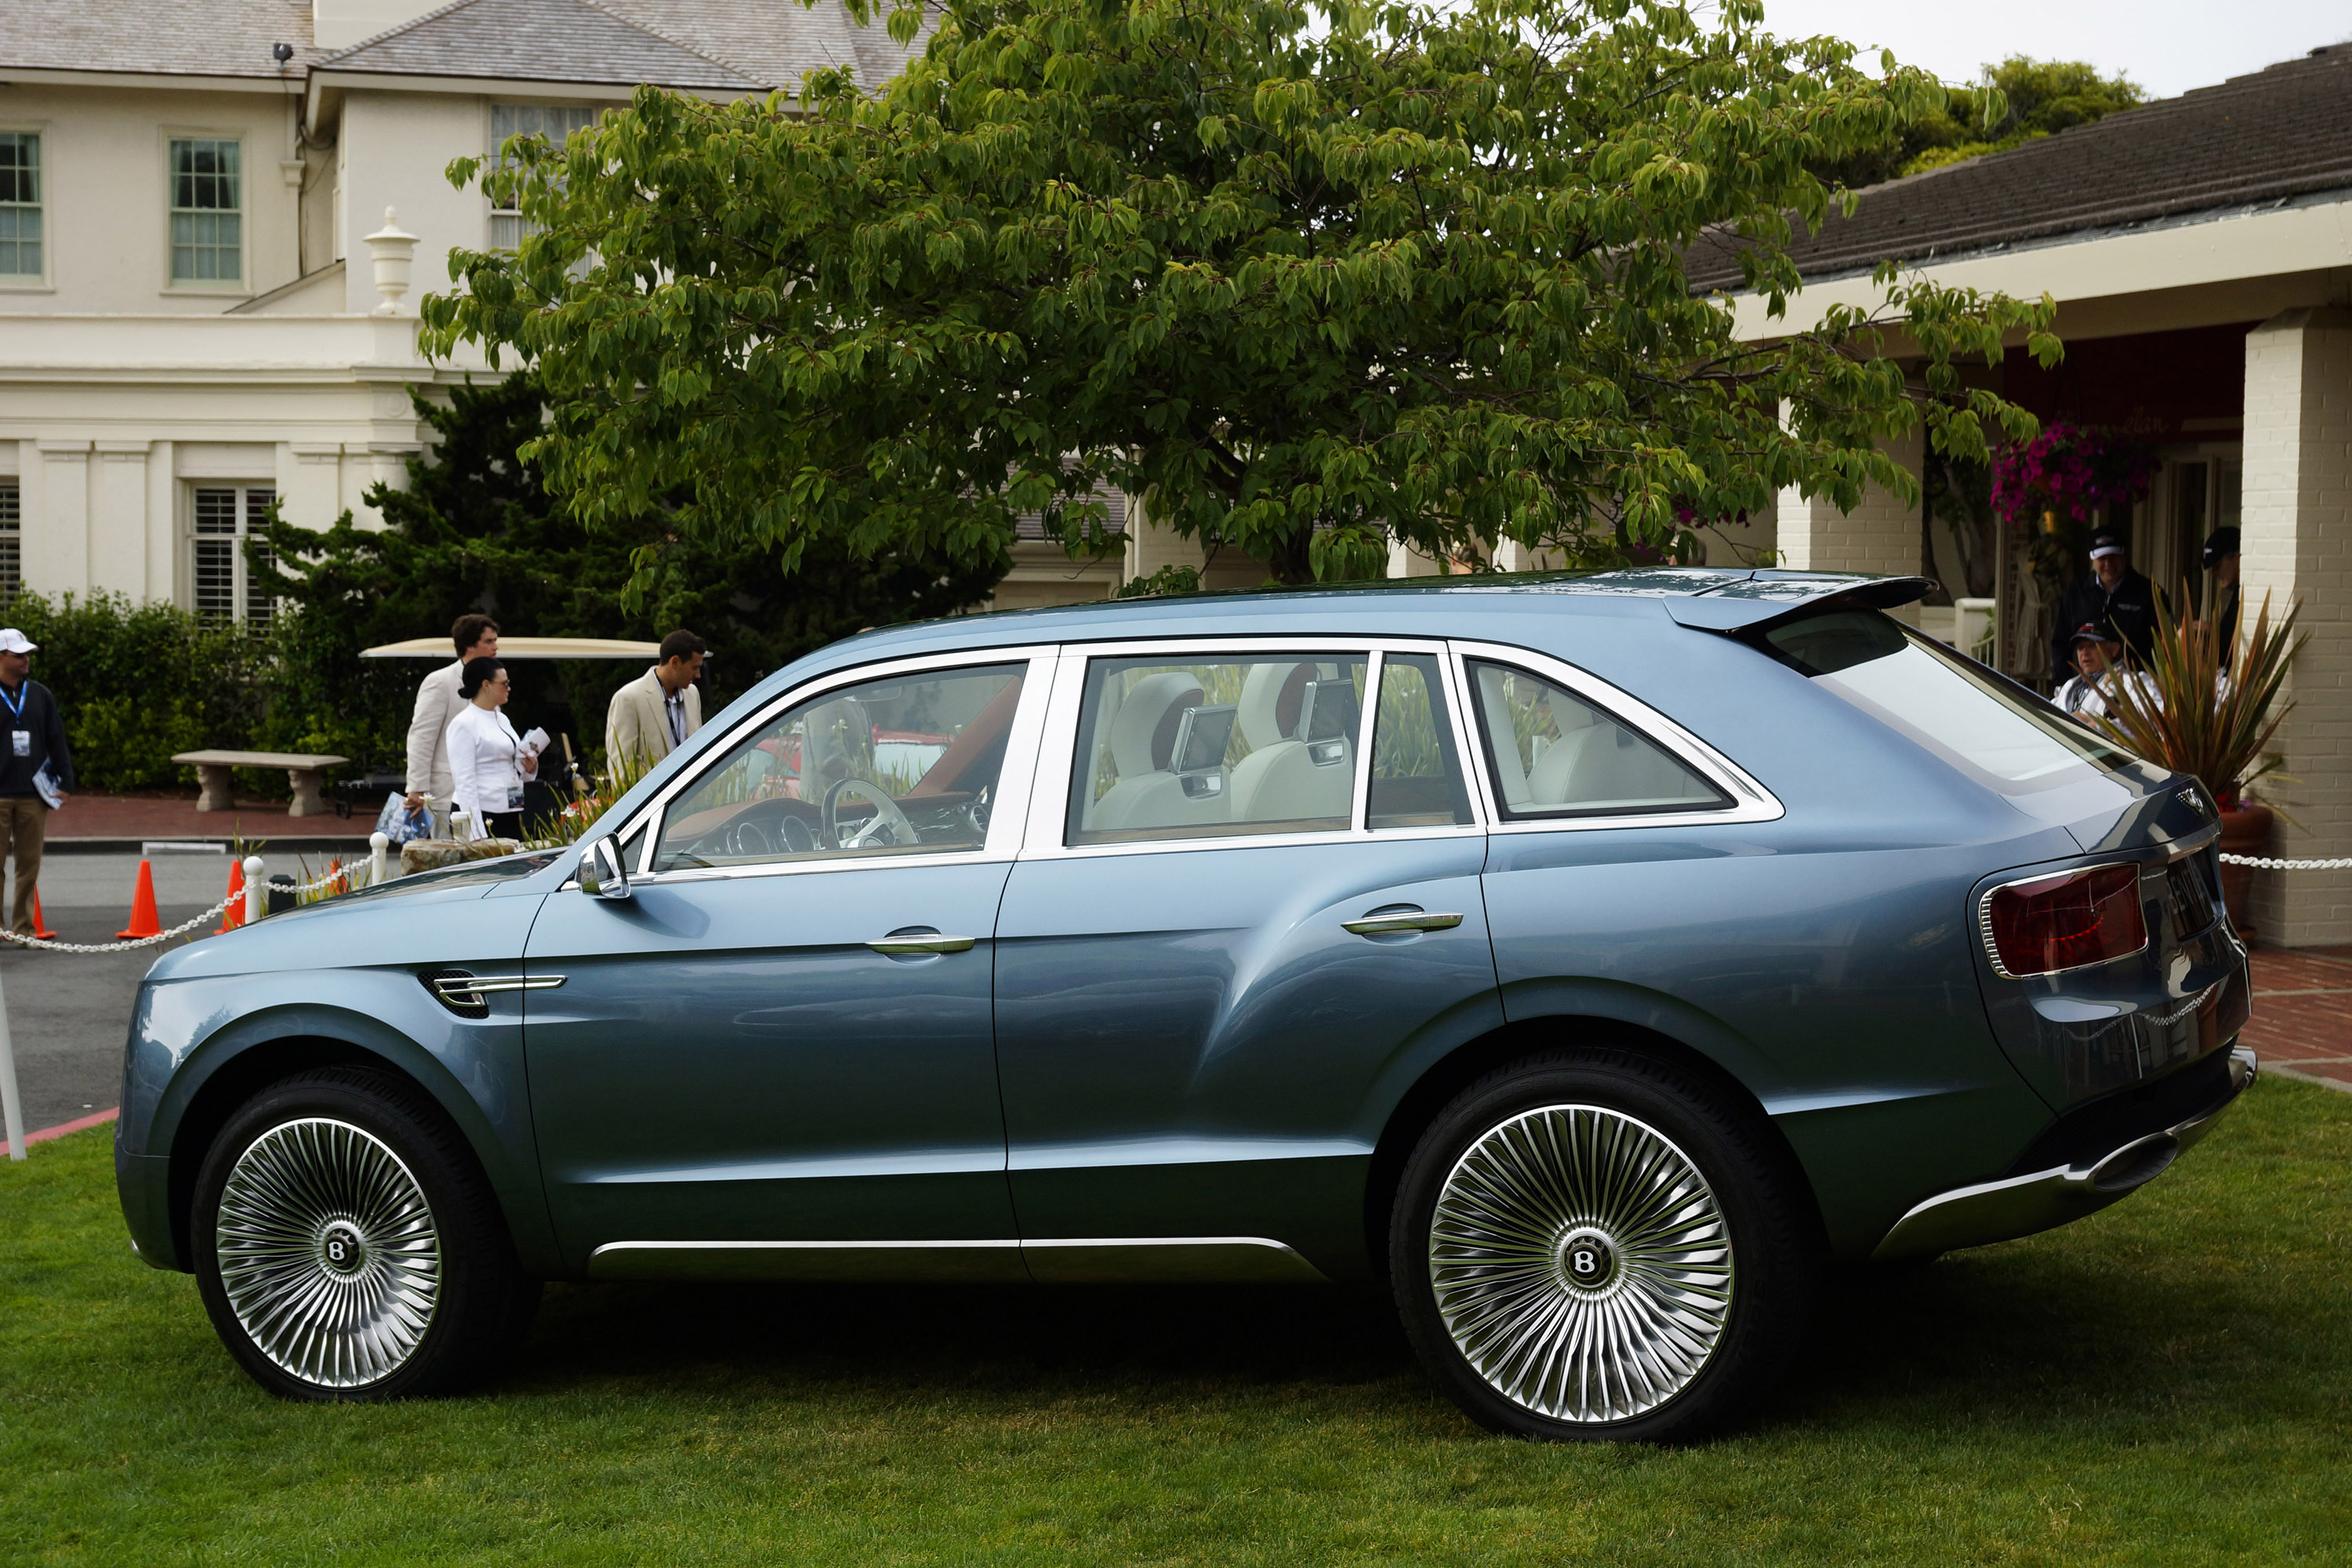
(991, 643, 1504, 1282)
(524, 651, 1052, 1279)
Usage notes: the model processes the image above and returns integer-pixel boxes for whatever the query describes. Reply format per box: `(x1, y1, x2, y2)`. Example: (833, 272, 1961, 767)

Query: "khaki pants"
(0, 796, 47, 938)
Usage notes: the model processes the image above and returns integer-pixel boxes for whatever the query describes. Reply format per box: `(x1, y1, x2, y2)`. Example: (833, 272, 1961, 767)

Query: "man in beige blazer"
(405, 615, 499, 813)
(604, 630, 706, 775)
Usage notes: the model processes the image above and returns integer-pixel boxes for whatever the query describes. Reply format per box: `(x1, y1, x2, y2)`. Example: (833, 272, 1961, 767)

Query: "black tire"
(191, 1066, 539, 1402)
(1390, 1047, 1819, 1443)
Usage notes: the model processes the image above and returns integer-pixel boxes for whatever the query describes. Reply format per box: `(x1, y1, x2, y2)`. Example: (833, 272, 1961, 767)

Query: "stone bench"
(172, 750, 351, 818)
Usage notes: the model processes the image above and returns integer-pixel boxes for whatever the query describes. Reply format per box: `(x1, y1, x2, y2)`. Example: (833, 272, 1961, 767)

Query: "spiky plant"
(2092, 587, 2303, 808)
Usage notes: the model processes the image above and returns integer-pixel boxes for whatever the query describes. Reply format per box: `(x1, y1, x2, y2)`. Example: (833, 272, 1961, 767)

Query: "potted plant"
(2090, 587, 2303, 937)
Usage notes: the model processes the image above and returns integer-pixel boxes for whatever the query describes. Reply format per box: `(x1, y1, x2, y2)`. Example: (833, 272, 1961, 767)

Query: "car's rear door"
(990, 640, 1504, 1282)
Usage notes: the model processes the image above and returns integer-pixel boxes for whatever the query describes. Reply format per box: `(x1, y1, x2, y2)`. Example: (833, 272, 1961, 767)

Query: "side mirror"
(578, 837, 631, 901)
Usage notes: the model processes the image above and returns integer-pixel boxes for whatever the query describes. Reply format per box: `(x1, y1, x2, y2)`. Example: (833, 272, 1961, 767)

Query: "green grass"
(5, 1081, 2350, 1566)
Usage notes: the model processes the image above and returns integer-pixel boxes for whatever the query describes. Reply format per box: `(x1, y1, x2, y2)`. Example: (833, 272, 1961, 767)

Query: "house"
(1688, 45, 2352, 945)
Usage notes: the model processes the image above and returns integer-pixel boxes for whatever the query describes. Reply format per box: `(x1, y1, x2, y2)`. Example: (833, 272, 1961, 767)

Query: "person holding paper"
(0, 628, 71, 938)
(445, 657, 540, 841)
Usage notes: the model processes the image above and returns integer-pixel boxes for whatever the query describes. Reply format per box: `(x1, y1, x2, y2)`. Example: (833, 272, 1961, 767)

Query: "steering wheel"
(822, 778, 918, 851)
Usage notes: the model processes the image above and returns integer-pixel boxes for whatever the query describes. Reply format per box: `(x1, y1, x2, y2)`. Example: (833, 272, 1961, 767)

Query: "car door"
(524, 648, 1054, 1279)
(991, 641, 1504, 1282)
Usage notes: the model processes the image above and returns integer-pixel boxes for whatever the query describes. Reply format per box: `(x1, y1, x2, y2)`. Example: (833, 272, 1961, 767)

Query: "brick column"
(1773, 426, 1924, 622)
(2240, 307, 2352, 946)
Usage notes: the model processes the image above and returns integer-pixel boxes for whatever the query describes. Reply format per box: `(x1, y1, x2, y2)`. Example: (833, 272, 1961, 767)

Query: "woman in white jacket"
(444, 656, 536, 840)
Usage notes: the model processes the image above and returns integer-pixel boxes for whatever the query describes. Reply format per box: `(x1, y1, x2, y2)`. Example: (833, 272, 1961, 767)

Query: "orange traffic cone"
(31, 890, 55, 940)
(116, 858, 162, 940)
(217, 859, 245, 933)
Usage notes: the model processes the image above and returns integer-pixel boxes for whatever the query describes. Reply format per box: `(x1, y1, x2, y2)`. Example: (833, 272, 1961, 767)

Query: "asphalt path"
(3, 851, 314, 1134)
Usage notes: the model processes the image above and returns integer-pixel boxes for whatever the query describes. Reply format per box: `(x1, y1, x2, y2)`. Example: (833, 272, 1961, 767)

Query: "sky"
(1753, 0, 2352, 99)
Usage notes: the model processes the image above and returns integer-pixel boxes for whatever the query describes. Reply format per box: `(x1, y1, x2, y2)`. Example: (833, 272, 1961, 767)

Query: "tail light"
(1982, 864, 2147, 978)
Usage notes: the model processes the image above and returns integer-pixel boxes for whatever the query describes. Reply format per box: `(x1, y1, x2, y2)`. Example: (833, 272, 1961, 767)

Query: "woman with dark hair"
(444, 656, 536, 840)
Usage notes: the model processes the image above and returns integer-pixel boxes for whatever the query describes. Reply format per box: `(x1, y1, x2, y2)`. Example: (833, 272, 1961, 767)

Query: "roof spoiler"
(1664, 574, 1936, 634)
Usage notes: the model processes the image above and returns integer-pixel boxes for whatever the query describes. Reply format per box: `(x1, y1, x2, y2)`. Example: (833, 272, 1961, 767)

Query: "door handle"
(1342, 911, 1465, 937)
(866, 934, 978, 956)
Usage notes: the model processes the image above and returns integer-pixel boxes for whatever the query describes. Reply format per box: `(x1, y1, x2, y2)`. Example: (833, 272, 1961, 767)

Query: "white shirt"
(2056, 669, 2157, 721)
(445, 702, 525, 840)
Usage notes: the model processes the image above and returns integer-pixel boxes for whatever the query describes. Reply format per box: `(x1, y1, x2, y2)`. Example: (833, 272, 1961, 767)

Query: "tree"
(423, 0, 2059, 586)
(1810, 55, 2144, 191)
(255, 374, 1005, 768)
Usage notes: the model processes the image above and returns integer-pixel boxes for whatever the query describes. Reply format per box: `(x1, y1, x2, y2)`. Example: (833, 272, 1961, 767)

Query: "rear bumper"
(1872, 1044, 2255, 1261)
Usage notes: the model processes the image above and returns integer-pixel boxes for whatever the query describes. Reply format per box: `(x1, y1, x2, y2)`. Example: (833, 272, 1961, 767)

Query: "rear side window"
(1759, 610, 2132, 788)
(1468, 661, 1726, 819)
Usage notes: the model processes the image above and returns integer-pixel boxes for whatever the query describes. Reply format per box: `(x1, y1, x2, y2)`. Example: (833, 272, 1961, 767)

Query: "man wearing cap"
(0, 629, 73, 938)
(2202, 526, 2241, 659)
(2054, 622, 2154, 721)
(2050, 532, 2158, 684)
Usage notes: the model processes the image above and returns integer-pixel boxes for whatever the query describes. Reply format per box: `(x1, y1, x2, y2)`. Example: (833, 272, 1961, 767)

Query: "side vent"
(421, 969, 488, 1020)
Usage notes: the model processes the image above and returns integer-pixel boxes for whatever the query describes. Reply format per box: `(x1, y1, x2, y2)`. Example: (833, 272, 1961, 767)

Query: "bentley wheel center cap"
(317, 1218, 370, 1279)
(1559, 1229, 1619, 1291)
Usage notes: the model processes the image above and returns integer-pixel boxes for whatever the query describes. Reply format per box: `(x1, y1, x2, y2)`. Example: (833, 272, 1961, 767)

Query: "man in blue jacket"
(0, 628, 73, 939)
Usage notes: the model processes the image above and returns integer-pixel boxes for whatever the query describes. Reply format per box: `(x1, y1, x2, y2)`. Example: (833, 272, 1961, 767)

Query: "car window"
(1759, 610, 2132, 789)
(1067, 654, 1369, 845)
(1368, 653, 1475, 829)
(652, 662, 1025, 873)
(1468, 660, 1726, 819)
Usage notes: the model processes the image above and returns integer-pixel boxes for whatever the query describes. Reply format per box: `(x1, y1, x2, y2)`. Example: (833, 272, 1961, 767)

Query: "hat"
(0, 629, 36, 654)
(2071, 622, 2119, 645)
(2201, 526, 2241, 568)
(2087, 532, 2127, 561)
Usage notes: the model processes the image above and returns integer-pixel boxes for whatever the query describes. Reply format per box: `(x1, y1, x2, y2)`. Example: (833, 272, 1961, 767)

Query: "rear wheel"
(192, 1067, 537, 1401)
(1390, 1048, 1817, 1443)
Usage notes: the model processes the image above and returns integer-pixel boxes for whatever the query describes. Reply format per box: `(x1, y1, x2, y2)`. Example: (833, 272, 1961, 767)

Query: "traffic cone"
(115, 859, 162, 940)
(31, 890, 54, 940)
(217, 859, 245, 934)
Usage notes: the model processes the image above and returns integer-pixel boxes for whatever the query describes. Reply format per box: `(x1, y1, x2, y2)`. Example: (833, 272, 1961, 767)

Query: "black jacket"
(2051, 568, 2159, 682)
(0, 677, 75, 797)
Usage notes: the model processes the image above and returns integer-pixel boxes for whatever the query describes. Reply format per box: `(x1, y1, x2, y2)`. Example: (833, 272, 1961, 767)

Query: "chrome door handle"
(866, 935, 978, 956)
(1342, 912, 1465, 937)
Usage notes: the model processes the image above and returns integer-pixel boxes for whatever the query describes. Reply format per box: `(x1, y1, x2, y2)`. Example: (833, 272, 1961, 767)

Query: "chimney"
(313, 1, 448, 50)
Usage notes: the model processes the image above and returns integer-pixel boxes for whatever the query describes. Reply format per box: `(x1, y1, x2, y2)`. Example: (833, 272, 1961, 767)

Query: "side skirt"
(586, 1236, 1328, 1284)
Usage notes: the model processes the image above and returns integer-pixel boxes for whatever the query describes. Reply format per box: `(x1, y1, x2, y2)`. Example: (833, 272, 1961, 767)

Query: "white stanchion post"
(244, 856, 267, 925)
(369, 832, 390, 887)
(0, 964, 22, 1161)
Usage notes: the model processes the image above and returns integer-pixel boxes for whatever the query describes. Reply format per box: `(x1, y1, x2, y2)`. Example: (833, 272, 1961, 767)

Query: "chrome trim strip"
(1872, 1045, 2255, 1260)
(1342, 911, 1465, 936)
(1975, 859, 2153, 980)
(1022, 1236, 1328, 1283)
(584, 1235, 1328, 1283)
(430, 974, 564, 1000)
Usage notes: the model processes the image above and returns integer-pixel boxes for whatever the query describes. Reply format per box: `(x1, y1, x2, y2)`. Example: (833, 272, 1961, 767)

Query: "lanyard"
(0, 681, 25, 724)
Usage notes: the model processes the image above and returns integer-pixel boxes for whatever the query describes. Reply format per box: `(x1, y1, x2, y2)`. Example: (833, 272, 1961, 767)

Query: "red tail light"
(1983, 865, 2147, 977)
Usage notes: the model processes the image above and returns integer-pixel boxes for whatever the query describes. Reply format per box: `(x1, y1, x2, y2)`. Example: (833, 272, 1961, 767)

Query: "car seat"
(1228, 661, 1353, 827)
(1083, 673, 1230, 834)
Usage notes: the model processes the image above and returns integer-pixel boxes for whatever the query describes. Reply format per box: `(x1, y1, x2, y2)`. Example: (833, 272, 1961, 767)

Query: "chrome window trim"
(613, 645, 1061, 886)
(1017, 635, 1487, 862)
(1975, 860, 2154, 981)
(1445, 640, 1784, 835)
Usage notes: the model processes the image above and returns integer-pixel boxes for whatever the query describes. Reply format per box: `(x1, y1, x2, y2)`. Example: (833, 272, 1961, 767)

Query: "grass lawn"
(5, 1080, 2349, 1566)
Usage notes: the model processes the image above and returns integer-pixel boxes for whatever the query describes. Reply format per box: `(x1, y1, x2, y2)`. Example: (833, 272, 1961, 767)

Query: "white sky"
(1754, 0, 2352, 99)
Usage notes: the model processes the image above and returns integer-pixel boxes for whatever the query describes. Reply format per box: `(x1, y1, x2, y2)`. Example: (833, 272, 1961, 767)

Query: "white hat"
(0, 629, 35, 654)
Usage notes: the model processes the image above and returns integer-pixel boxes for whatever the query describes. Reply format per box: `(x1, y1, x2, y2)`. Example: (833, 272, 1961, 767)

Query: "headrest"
(1105, 672, 1203, 776)
(1237, 662, 1315, 749)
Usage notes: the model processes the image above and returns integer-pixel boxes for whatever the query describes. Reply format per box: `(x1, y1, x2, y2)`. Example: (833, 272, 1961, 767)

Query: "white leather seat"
(1228, 662, 1352, 827)
(1084, 673, 1229, 834)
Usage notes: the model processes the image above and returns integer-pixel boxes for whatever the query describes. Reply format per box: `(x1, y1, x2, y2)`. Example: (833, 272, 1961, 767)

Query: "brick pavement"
(46, 793, 373, 843)
(2242, 945, 2352, 1093)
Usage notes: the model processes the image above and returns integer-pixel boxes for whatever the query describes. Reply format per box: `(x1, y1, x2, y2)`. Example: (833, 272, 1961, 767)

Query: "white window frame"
(0, 127, 47, 289)
(487, 102, 597, 252)
(187, 483, 275, 626)
(163, 132, 246, 292)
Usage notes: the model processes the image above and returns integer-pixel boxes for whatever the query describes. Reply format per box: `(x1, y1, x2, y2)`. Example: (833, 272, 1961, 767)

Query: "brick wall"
(1774, 426, 1925, 577)
(2241, 308, 2352, 945)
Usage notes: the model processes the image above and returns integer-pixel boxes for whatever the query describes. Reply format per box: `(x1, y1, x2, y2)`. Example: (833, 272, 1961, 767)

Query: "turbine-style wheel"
(1428, 1105, 1733, 1423)
(1393, 1049, 1817, 1443)
(193, 1068, 538, 1401)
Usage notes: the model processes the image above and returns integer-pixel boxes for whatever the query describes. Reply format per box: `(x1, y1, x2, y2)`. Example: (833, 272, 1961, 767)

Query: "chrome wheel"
(212, 1116, 442, 1389)
(1428, 1103, 1733, 1423)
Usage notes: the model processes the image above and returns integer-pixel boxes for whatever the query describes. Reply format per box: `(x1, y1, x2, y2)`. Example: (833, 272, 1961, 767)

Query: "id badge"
(506, 785, 524, 811)
(9, 730, 27, 757)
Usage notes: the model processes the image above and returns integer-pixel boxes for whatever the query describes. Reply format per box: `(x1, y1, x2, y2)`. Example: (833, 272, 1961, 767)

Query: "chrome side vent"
(421, 969, 488, 1020)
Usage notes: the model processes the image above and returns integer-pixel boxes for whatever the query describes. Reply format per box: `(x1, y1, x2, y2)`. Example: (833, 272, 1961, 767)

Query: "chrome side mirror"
(578, 837, 631, 901)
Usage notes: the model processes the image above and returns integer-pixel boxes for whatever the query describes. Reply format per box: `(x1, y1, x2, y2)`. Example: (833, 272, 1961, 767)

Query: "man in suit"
(605, 630, 706, 775)
(405, 615, 499, 818)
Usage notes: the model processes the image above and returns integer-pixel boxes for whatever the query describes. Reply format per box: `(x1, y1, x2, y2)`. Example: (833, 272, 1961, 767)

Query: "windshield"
(1758, 610, 2134, 793)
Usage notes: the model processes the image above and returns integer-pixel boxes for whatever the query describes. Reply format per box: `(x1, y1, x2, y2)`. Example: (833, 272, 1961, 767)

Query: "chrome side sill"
(586, 1235, 1327, 1284)
(1872, 1046, 2256, 1261)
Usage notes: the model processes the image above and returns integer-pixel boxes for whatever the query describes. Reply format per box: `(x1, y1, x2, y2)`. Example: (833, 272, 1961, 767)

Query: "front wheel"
(1390, 1048, 1818, 1443)
(191, 1067, 537, 1401)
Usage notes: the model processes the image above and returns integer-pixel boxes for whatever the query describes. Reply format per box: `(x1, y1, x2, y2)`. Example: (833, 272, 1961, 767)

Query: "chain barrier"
(0, 862, 371, 954)
(2217, 854, 2352, 871)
